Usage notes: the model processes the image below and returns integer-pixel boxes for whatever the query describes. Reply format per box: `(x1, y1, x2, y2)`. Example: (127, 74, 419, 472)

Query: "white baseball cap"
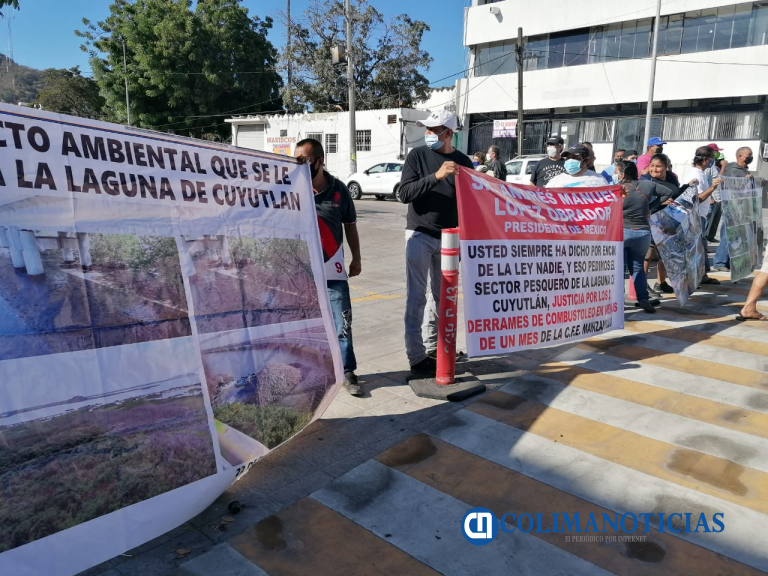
(416, 109, 459, 131)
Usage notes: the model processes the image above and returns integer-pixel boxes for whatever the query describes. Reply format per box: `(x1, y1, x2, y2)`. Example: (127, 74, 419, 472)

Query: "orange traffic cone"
(628, 276, 638, 300)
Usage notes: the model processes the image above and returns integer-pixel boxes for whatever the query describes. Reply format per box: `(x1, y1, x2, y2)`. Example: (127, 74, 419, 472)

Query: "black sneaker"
(700, 276, 720, 285)
(343, 372, 362, 396)
(646, 284, 662, 298)
(654, 281, 674, 294)
(410, 356, 437, 376)
(636, 300, 657, 313)
(712, 266, 730, 272)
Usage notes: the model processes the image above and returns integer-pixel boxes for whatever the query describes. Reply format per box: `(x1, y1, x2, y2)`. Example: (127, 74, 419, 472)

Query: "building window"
(325, 133, 338, 154)
(306, 132, 323, 142)
(471, 1, 768, 76)
(662, 114, 710, 141)
(580, 119, 615, 143)
(387, 114, 397, 124)
(356, 130, 372, 151)
(280, 129, 288, 137)
(711, 111, 761, 139)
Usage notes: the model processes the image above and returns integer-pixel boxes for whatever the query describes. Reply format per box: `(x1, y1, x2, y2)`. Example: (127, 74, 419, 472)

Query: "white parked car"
(505, 154, 545, 184)
(346, 162, 404, 201)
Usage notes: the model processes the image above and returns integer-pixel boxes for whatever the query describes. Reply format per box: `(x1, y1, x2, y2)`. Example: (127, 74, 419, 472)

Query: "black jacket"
(399, 146, 474, 238)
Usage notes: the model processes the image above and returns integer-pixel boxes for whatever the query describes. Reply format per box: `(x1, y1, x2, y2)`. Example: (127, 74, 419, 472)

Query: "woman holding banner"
(618, 161, 661, 313)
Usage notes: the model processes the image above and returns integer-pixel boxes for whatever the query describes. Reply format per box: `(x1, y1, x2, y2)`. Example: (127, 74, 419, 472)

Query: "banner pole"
(436, 228, 460, 385)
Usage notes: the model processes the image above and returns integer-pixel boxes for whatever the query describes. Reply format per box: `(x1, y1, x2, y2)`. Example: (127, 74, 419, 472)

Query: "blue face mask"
(564, 159, 583, 175)
(472, 161, 479, 167)
(425, 130, 446, 151)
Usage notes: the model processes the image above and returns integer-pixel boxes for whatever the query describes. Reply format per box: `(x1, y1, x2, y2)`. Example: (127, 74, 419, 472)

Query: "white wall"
(230, 108, 430, 178)
(466, 0, 749, 45)
(458, 45, 768, 113)
(416, 87, 458, 113)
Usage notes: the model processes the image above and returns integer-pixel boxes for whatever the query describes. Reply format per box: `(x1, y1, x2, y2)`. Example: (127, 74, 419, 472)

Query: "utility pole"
(286, 0, 292, 113)
(122, 39, 131, 126)
(345, 0, 357, 174)
(515, 27, 524, 158)
(642, 0, 662, 150)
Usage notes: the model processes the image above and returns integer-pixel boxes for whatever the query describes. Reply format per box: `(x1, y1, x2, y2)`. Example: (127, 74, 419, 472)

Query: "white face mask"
(546, 146, 558, 158)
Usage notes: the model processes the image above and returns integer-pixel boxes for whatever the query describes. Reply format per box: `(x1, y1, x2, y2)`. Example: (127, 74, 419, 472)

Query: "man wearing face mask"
(532, 135, 566, 187)
(713, 146, 754, 272)
(399, 110, 474, 375)
(602, 148, 626, 183)
(486, 145, 507, 181)
(545, 146, 611, 188)
(295, 138, 363, 396)
(636, 137, 666, 175)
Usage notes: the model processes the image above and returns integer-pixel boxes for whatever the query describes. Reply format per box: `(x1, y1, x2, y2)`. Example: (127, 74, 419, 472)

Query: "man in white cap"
(399, 110, 473, 375)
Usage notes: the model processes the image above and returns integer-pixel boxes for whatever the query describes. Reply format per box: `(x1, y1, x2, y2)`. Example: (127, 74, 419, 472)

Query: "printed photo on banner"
(719, 176, 765, 281)
(0, 338, 217, 554)
(0, 225, 190, 361)
(454, 167, 623, 358)
(178, 230, 321, 334)
(200, 321, 336, 465)
(649, 197, 705, 306)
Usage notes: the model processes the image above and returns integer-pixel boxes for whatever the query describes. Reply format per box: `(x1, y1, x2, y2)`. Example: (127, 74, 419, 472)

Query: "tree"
(78, 0, 282, 138)
(282, 0, 432, 112)
(0, 1, 18, 18)
(35, 67, 105, 117)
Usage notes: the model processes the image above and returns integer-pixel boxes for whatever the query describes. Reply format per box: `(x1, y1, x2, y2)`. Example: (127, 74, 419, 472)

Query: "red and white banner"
(456, 168, 624, 357)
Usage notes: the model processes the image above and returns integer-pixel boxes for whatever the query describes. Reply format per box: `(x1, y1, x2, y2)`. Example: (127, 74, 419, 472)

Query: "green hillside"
(0, 53, 43, 104)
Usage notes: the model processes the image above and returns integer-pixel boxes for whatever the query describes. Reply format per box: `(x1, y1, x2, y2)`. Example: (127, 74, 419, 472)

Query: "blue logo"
(461, 507, 498, 545)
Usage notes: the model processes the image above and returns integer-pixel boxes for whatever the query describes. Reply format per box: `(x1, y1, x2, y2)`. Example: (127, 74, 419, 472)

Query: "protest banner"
(492, 119, 517, 138)
(720, 176, 765, 281)
(649, 196, 705, 306)
(0, 104, 342, 576)
(455, 168, 623, 357)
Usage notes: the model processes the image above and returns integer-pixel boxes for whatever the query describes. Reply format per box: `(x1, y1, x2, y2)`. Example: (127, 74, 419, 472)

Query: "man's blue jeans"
(624, 228, 652, 301)
(327, 280, 357, 373)
(714, 220, 730, 269)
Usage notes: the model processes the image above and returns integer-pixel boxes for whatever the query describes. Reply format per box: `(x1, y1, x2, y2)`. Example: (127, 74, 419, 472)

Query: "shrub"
(213, 403, 311, 449)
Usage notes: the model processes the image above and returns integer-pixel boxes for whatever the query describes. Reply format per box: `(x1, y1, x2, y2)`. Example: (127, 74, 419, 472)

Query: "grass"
(213, 403, 312, 449)
(0, 394, 216, 553)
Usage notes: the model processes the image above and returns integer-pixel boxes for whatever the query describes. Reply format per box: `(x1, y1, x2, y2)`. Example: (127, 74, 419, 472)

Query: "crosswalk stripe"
(500, 374, 768, 470)
(377, 434, 765, 576)
(626, 314, 768, 343)
(593, 330, 768, 374)
(646, 304, 768, 329)
(551, 348, 768, 414)
(534, 363, 768, 439)
(467, 391, 768, 515)
(575, 341, 768, 390)
(425, 408, 768, 572)
(311, 459, 611, 576)
(623, 320, 768, 355)
(229, 497, 439, 575)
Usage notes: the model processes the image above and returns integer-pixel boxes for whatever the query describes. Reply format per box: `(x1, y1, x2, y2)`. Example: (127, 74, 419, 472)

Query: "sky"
(1, 0, 469, 88)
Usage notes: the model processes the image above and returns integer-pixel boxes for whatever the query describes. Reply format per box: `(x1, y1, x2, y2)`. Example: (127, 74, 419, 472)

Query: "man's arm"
(398, 150, 457, 203)
(344, 222, 361, 277)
